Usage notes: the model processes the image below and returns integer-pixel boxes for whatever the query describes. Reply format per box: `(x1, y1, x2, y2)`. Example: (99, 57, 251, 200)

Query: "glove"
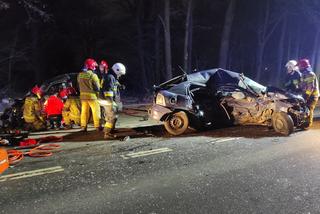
(119, 85, 126, 90)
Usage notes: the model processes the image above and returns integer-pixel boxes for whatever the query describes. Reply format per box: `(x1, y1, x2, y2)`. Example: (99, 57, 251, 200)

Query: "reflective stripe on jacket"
(77, 70, 100, 100)
(101, 71, 119, 100)
(300, 69, 319, 97)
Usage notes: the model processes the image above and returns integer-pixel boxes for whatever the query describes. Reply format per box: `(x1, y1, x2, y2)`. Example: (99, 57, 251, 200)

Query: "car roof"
(186, 68, 241, 85)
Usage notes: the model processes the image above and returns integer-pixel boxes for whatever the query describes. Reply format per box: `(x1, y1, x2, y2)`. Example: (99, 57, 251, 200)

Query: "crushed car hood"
(266, 86, 305, 102)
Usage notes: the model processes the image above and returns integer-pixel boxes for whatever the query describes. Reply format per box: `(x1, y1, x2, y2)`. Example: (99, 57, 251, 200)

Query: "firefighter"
(95, 60, 109, 82)
(62, 90, 81, 129)
(101, 62, 126, 139)
(44, 92, 64, 130)
(77, 58, 101, 131)
(23, 85, 46, 131)
(298, 58, 319, 127)
(284, 60, 302, 94)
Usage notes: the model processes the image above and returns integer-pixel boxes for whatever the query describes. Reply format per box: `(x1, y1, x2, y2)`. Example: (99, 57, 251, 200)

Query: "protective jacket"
(101, 70, 119, 100)
(62, 96, 81, 119)
(23, 96, 42, 122)
(44, 95, 64, 116)
(300, 68, 319, 99)
(77, 70, 100, 100)
(284, 70, 302, 94)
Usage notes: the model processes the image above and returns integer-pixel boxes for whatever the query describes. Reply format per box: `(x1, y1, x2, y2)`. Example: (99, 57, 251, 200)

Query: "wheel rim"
(275, 118, 284, 130)
(169, 115, 184, 130)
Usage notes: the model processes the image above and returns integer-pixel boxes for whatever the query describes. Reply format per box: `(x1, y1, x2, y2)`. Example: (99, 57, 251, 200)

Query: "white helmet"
(285, 60, 298, 72)
(112, 63, 126, 77)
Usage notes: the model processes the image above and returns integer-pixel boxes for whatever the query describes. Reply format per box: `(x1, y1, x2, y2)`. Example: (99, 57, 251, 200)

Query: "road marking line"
(121, 147, 173, 159)
(0, 166, 64, 182)
(211, 137, 240, 144)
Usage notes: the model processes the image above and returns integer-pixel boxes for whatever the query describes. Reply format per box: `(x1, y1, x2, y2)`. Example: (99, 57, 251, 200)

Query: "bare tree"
(183, 0, 193, 73)
(163, 0, 172, 80)
(275, 15, 287, 86)
(218, 0, 236, 69)
(255, 0, 283, 81)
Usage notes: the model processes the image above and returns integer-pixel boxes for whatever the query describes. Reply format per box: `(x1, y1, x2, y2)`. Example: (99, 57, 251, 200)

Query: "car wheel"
(164, 111, 189, 136)
(272, 112, 294, 136)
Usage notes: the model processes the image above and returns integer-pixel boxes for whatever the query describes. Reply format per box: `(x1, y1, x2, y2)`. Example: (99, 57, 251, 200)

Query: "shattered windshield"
(238, 77, 266, 94)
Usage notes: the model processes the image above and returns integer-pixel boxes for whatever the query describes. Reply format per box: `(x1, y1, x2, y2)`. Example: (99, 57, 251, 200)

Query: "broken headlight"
(156, 93, 166, 106)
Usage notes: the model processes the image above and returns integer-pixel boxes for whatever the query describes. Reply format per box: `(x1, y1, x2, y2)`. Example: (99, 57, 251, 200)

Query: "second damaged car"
(149, 69, 309, 136)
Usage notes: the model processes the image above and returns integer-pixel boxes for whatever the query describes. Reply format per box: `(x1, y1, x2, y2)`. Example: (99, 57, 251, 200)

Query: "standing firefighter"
(284, 60, 302, 94)
(101, 63, 126, 139)
(298, 58, 319, 128)
(77, 58, 101, 131)
(23, 86, 46, 131)
(96, 60, 109, 82)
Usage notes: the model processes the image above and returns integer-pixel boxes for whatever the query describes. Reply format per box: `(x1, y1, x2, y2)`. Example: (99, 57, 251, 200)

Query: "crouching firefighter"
(62, 90, 81, 129)
(77, 58, 101, 131)
(101, 63, 126, 139)
(298, 58, 319, 128)
(23, 86, 46, 131)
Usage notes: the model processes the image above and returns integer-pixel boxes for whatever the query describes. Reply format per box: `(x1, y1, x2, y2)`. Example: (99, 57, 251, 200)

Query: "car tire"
(164, 111, 189, 136)
(272, 112, 294, 136)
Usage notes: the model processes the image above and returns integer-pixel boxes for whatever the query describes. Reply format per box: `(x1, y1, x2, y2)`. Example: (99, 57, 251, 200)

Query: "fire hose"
(6, 136, 63, 165)
(7, 144, 61, 165)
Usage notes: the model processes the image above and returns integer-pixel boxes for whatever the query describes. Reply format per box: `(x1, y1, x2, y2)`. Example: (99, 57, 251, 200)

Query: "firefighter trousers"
(103, 100, 118, 134)
(307, 96, 319, 127)
(24, 118, 46, 131)
(62, 111, 80, 126)
(80, 99, 101, 128)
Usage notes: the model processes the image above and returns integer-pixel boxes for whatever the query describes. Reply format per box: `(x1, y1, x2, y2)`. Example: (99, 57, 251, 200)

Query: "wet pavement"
(1, 108, 320, 214)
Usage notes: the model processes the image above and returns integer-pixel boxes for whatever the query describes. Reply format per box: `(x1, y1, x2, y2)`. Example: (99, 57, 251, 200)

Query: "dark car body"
(149, 68, 309, 136)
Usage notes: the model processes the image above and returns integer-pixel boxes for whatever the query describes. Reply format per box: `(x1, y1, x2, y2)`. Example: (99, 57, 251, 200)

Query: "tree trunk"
(218, 0, 236, 69)
(275, 16, 287, 86)
(255, 43, 265, 82)
(31, 22, 41, 83)
(312, 29, 320, 76)
(8, 27, 19, 91)
(183, 0, 193, 73)
(154, 17, 161, 84)
(164, 0, 172, 80)
(136, 0, 148, 91)
(311, 29, 320, 69)
(293, 21, 301, 59)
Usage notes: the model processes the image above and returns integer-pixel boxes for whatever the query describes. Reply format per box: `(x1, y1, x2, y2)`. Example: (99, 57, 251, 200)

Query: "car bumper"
(148, 104, 172, 121)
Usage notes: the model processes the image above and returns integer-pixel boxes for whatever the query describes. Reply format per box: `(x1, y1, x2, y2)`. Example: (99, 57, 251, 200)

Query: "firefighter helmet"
(31, 85, 43, 99)
(84, 58, 98, 70)
(100, 60, 108, 69)
(285, 60, 298, 72)
(112, 63, 126, 77)
(298, 58, 311, 70)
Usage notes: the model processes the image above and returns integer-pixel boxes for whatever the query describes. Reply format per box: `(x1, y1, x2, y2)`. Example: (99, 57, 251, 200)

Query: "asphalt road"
(1, 113, 320, 214)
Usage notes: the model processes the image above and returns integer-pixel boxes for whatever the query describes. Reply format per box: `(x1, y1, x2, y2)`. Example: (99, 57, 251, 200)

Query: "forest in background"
(1, 0, 320, 95)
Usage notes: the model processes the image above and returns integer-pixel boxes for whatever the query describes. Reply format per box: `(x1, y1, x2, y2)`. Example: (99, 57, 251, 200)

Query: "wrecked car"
(149, 68, 310, 136)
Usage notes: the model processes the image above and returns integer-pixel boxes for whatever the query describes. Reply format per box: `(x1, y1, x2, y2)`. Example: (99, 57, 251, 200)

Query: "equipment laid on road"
(0, 130, 29, 146)
(7, 143, 61, 165)
(0, 148, 9, 174)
